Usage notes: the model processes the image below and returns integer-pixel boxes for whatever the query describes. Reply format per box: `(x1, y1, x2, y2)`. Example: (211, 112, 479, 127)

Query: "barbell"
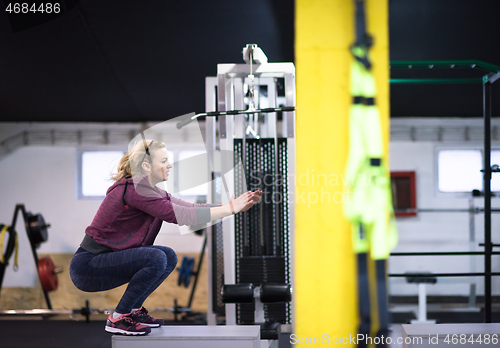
(0, 300, 111, 322)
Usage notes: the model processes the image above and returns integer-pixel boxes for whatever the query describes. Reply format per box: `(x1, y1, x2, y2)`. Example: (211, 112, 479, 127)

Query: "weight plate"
(27, 213, 48, 245)
(38, 257, 58, 292)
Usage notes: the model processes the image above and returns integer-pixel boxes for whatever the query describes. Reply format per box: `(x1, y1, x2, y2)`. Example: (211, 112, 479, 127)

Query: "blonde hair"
(112, 139, 166, 181)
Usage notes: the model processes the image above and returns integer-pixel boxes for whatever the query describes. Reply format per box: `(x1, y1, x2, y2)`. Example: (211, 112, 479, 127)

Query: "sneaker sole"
(141, 322, 161, 328)
(105, 326, 150, 335)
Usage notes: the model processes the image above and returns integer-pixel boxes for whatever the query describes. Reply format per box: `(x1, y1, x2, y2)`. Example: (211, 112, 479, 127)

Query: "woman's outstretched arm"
(210, 190, 262, 220)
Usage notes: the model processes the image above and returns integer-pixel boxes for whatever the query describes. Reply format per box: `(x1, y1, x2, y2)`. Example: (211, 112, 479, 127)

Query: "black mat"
(3, 320, 110, 348)
(2, 320, 292, 348)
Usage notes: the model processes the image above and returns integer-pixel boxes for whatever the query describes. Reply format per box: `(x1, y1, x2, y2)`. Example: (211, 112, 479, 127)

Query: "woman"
(70, 139, 261, 335)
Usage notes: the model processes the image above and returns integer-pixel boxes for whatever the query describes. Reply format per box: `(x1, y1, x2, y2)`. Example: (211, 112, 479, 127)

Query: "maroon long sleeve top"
(83, 176, 213, 252)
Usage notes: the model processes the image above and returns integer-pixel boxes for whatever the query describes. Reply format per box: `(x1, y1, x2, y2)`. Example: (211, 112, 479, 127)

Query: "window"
(436, 149, 500, 194)
(491, 150, 500, 191)
(437, 150, 482, 192)
(79, 151, 124, 198)
(78, 148, 205, 199)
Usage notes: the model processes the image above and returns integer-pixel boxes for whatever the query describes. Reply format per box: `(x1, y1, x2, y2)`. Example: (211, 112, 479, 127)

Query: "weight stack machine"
(204, 45, 295, 330)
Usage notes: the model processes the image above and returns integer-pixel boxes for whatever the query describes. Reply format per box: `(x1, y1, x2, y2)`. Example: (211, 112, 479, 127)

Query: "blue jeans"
(70, 245, 177, 314)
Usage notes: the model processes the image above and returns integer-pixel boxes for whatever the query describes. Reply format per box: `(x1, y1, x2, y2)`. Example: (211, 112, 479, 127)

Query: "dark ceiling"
(389, 0, 500, 117)
(0, 0, 293, 122)
(1, 0, 500, 122)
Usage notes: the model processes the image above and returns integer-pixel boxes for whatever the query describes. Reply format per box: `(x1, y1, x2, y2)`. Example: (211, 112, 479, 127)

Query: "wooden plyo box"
(112, 325, 261, 348)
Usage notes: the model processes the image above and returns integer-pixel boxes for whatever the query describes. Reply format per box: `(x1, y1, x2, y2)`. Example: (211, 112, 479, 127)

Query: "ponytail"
(111, 139, 166, 181)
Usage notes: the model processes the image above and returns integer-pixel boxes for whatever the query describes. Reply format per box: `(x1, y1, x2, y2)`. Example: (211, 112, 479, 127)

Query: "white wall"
(0, 123, 207, 287)
(389, 140, 500, 296)
(3, 119, 499, 298)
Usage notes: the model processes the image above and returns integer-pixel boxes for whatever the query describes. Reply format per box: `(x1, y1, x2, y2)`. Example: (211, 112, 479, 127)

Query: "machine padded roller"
(221, 283, 254, 303)
(260, 283, 292, 303)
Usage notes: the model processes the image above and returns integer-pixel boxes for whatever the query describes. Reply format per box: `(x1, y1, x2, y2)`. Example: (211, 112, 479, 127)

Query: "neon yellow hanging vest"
(343, 46, 398, 260)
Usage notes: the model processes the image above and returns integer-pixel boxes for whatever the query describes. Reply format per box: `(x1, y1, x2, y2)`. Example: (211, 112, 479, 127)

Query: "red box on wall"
(390, 171, 417, 217)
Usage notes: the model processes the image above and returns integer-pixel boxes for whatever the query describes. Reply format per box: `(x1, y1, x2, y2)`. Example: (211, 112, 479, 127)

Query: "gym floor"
(0, 319, 415, 348)
(2, 318, 293, 348)
(3, 315, 500, 348)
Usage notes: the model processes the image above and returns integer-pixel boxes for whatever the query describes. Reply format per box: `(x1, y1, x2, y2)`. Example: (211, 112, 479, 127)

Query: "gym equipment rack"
(390, 60, 500, 322)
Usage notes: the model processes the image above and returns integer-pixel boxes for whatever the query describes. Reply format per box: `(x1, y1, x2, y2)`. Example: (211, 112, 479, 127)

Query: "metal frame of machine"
(204, 45, 296, 333)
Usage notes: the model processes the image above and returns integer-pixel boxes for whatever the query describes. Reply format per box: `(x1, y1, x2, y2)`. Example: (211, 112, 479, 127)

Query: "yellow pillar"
(294, 0, 389, 343)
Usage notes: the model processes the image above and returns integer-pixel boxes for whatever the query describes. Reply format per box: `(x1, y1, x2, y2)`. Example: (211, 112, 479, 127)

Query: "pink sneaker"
(130, 307, 164, 328)
(105, 313, 151, 335)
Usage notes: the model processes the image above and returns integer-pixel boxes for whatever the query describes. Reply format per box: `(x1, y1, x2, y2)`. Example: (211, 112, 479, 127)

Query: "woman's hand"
(210, 190, 263, 221)
(229, 191, 251, 213)
(239, 190, 262, 212)
(230, 190, 263, 214)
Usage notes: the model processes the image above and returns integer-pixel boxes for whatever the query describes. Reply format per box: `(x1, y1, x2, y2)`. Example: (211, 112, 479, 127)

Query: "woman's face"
(146, 147, 172, 184)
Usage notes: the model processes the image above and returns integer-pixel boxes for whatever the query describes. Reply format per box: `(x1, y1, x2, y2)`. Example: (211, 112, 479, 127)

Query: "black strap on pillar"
(375, 259, 389, 348)
(356, 252, 371, 348)
(353, 0, 373, 69)
(351, 2, 383, 347)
